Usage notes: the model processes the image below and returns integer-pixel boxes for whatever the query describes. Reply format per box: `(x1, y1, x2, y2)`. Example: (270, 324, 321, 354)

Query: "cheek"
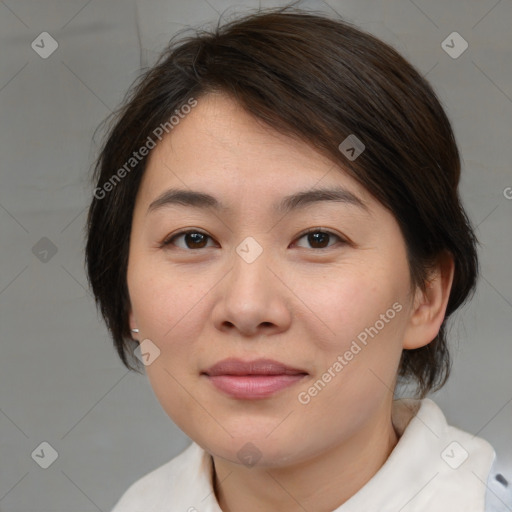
(293, 280, 407, 445)
(302, 263, 407, 353)
(129, 267, 211, 429)
(295, 262, 410, 414)
(128, 257, 211, 340)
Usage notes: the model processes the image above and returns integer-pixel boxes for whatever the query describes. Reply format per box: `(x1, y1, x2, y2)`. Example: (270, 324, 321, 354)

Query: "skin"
(127, 92, 454, 511)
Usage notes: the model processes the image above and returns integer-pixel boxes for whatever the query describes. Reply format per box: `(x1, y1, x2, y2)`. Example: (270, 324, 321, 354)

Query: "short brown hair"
(85, 7, 478, 398)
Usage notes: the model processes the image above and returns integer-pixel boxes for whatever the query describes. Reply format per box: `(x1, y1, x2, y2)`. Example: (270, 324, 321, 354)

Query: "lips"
(202, 358, 308, 399)
(204, 358, 307, 376)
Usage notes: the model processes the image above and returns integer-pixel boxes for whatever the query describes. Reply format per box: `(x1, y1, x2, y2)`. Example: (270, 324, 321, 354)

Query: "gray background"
(0, 0, 510, 510)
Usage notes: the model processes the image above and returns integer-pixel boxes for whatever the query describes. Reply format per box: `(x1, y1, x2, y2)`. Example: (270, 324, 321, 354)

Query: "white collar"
(117, 398, 496, 511)
(336, 398, 496, 511)
(197, 399, 495, 511)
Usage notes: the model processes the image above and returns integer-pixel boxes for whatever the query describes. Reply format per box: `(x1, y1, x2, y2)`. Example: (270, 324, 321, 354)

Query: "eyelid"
(160, 228, 213, 247)
(292, 227, 348, 248)
(160, 227, 350, 250)
(295, 227, 345, 239)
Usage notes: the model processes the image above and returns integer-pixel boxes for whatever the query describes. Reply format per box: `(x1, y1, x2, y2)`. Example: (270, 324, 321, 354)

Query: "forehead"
(137, 92, 375, 212)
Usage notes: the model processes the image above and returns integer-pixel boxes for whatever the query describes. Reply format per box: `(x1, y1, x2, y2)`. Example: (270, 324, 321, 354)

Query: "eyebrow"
(147, 186, 368, 215)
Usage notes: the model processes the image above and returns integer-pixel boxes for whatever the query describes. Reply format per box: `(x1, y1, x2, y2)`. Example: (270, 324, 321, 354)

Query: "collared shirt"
(111, 398, 511, 511)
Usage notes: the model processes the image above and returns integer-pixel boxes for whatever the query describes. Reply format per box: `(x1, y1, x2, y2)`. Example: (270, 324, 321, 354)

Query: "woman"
(85, 7, 511, 511)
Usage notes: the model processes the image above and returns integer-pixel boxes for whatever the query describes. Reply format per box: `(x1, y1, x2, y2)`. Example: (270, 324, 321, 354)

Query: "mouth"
(201, 358, 308, 400)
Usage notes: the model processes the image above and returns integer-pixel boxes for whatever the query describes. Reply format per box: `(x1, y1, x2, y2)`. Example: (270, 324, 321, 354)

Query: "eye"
(161, 229, 216, 250)
(294, 228, 345, 249)
(161, 228, 346, 251)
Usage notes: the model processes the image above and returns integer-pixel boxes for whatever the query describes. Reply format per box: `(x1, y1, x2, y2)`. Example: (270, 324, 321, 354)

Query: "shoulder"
(417, 399, 511, 511)
(110, 442, 207, 512)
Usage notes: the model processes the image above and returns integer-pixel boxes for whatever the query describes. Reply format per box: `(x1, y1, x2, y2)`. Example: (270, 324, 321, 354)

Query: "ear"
(402, 252, 455, 350)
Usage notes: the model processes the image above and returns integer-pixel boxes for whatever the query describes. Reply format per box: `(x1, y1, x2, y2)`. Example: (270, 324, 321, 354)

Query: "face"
(127, 92, 418, 467)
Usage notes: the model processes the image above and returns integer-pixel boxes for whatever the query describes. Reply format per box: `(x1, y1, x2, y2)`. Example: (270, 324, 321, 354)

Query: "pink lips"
(202, 358, 308, 400)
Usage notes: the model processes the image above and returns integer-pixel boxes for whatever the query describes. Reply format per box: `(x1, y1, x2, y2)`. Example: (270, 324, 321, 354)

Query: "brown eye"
(295, 229, 344, 249)
(162, 230, 214, 250)
(307, 232, 330, 249)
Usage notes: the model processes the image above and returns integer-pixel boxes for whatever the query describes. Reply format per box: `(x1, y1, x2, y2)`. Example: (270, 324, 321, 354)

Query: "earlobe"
(403, 253, 455, 350)
(128, 310, 139, 335)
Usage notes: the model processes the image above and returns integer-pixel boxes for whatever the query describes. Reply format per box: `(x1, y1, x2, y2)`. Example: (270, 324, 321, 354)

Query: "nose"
(211, 245, 292, 337)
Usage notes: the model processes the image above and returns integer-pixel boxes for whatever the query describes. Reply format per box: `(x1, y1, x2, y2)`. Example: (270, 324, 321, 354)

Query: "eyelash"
(161, 228, 347, 251)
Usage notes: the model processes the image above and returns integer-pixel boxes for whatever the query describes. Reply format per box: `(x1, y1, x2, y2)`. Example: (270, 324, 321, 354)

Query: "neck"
(211, 402, 399, 512)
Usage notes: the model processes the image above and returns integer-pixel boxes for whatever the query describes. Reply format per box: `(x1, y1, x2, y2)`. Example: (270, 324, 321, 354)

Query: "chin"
(196, 429, 312, 469)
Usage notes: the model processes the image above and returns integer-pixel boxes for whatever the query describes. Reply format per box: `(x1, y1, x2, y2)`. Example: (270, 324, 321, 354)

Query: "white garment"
(111, 398, 511, 511)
